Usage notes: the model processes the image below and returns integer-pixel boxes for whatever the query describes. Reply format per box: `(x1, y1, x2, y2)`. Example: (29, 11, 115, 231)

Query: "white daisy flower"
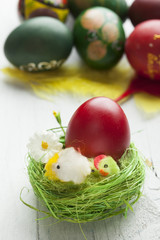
(27, 131, 63, 163)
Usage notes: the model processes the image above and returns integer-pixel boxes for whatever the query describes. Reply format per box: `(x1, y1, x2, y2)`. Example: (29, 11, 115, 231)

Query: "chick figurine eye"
(89, 160, 99, 176)
(94, 155, 120, 177)
(56, 165, 60, 169)
(104, 164, 108, 168)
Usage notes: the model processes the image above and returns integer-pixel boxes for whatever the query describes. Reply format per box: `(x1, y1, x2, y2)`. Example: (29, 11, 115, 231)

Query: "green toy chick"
(94, 155, 120, 177)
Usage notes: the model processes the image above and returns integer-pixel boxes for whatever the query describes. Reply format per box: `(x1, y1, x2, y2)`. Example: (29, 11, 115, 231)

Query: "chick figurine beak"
(94, 155, 120, 177)
(45, 153, 59, 181)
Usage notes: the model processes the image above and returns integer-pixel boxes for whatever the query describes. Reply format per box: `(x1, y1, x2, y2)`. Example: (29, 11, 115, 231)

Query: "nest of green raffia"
(25, 143, 145, 223)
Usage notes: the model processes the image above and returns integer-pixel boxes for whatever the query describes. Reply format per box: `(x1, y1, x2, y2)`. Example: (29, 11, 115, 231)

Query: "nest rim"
(26, 143, 146, 223)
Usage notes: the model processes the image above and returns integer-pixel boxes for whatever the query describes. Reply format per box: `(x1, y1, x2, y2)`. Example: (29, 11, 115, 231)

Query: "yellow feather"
(1, 63, 133, 100)
(2, 61, 160, 114)
(134, 93, 160, 114)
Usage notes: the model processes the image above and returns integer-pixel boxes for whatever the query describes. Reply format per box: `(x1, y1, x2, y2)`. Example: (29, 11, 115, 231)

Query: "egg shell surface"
(67, 0, 128, 21)
(18, 0, 69, 22)
(129, 0, 160, 26)
(73, 7, 125, 70)
(4, 17, 73, 72)
(65, 97, 130, 160)
(125, 19, 160, 81)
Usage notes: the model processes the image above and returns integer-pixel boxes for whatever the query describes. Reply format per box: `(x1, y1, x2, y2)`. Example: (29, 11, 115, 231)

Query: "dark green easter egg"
(67, 0, 128, 22)
(4, 17, 73, 72)
(73, 7, 125, 70)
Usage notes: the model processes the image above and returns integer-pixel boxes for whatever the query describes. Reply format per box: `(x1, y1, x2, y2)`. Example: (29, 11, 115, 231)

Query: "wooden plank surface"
(0, 0, 160, 239)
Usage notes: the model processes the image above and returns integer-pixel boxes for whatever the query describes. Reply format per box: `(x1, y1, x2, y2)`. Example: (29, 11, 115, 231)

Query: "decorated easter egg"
(18, 0, 69, 22)
(4, 17, 73, 72)
(73, 7, 125, 70)
(65, 97, 130, 161)
(129, 0, 160, 26)
(67, 0, 128, 21)
(125, 20, 160, 81)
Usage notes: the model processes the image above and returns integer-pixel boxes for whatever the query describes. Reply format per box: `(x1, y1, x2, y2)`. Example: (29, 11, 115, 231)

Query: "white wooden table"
(0, 1, 160, 239)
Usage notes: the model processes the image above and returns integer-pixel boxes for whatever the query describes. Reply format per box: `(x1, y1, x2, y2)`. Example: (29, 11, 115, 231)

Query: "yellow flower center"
(53, 111, 57, 117)
(41, 141, 48, 150)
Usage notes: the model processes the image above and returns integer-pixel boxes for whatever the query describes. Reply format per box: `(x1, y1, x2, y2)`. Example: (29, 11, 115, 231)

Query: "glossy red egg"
(65, 97, 130, 160)
(125, 20, 160, 81)
(129, 0, 160, 26)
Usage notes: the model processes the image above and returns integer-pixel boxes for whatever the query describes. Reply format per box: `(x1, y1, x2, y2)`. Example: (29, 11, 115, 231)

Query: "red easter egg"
(65, 97, 130, 161)
(129, 0, 160, 26)
(125, 20, 160, 81)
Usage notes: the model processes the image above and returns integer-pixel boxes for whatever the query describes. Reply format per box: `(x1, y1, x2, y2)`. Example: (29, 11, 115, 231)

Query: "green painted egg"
(67, 0, 128, 22)
(4, 17, 73, 72)
(73, 7, 125, 70)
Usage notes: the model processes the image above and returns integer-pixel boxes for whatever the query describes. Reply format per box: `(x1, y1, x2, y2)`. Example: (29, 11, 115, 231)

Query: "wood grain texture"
(0, 0, 160, 239)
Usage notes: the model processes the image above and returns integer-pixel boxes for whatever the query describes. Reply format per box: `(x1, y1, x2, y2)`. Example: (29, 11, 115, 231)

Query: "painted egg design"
(73, 7, 125, 69)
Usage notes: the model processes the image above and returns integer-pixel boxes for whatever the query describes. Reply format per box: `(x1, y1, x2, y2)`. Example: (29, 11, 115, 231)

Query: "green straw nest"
(26, 143, 145, 223)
